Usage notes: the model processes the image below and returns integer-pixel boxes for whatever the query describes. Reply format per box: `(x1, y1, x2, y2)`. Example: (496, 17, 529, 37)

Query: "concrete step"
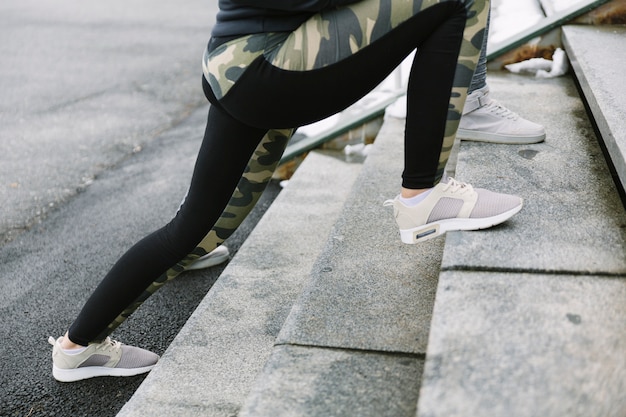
(562, 24, 626, 196)
(238, 116, 442, 417)
(117, 22, 626, 417)
(416, 72, 626, 416)
(238, 68, 626, 417)
(117, 151, 363, 417)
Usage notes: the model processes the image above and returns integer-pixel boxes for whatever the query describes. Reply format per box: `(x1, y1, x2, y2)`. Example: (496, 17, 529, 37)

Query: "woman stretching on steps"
(169, 3, 546, 273)
(49, 0, 523, 382)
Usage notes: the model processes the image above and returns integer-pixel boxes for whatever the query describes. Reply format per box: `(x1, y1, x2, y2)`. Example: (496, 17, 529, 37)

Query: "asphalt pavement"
(0, 0, 217, 245)
(0, 1, 275, 416)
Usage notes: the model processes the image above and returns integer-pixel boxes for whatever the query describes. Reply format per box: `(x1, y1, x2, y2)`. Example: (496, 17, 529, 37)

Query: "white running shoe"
(458, 86, 545, 144)
(49, 336, 159, 382)
(384, 178, 523, 244)
(186, 245, 230, 270)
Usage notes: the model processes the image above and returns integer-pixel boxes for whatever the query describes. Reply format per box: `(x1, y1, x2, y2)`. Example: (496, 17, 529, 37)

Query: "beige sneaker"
(49, 336, 159, 382)
(384, 178, 523, 244)
(458, 86, 546, 144)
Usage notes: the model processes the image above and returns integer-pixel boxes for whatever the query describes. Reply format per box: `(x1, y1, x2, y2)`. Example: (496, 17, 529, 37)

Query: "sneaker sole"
(399, 202, 523, 244)
(52, 363, 156, 382)
(457, 128, 545, 144)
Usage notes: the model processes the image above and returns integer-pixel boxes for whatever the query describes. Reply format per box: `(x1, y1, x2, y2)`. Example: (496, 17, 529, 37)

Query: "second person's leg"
(460, 6, 546, 144)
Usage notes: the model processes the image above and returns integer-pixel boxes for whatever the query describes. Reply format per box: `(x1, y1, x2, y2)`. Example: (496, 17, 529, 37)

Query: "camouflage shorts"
(204, 0, 488, 100)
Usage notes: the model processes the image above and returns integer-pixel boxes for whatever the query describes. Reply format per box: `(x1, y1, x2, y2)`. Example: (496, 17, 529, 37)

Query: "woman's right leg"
(214, 0, 488, 187)
(209, 0, 521, 244)
(178, 1, 488, 276)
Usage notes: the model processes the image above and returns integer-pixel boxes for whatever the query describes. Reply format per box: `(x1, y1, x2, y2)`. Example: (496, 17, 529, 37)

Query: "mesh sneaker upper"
(78, 354, 111, 368)
(469, 189, 523, 218)
(386, 178, 522, 230)
(117, 345, 159, 369)
(427, 197, 464, 223)
(460, 99, 545, 137)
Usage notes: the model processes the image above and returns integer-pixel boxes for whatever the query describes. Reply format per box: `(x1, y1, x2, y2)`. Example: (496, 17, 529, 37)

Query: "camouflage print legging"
(68, 0, 489, 345)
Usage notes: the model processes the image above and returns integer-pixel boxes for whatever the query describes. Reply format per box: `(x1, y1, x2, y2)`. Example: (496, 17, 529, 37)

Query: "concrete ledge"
(418, 73, 626, 417)
(419, 271, 626, 417)
(241, 345, 423, 417)
(276, 117, 441, 355)
(443, 74, 626, 273)
(238, 116, 440, 417)
(562, 25, 626, 195)
(117, 151, 363, 417)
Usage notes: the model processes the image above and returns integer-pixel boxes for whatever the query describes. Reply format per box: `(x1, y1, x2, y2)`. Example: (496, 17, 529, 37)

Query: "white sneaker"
(458, 86, 546, 144)
(384, 178, 523, 244)
(49, 336, 159, 382)
(186, 245, 230, 270)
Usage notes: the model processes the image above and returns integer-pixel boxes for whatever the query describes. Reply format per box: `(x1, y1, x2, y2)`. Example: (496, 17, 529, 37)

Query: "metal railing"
(280, 0, 611, 165)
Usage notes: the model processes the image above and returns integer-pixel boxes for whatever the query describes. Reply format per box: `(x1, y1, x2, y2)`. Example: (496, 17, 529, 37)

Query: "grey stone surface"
(125, 70, 626, 417)
(563, 25, 626, 193)
(232, 117, 443, 417)
(277, 117, 442, 354)
(418, 271, 626, 417)
(117, 152, 363, 417)
(443, 73, 626, 273)
(240, 344, 424, 417)
(418, 72, 626, 417)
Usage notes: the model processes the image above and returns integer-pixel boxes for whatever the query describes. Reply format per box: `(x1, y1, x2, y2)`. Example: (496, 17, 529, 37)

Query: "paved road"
(0, 1, 281, 416)
(0, 0, 215, 244)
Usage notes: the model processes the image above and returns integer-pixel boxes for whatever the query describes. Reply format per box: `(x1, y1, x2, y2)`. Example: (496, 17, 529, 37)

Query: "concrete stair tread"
(443, 74, 626, 273)
(239, 116, 440, 417)
(417, 73, 626, 417)
(275, 117, 441, 355)
(240, 344, 424, 417)
(117, 151, 363, 417)
(562, 24, 626, 193)
(119, 38, 626, 417)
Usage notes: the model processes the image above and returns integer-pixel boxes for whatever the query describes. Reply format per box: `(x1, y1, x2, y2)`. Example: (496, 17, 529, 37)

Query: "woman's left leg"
(51, 103, 276, 381)
(67, 104, 271, 345)
(99, 125, 293, 337)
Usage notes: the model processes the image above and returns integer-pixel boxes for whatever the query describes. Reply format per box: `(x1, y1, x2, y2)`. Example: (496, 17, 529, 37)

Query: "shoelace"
(485, 99, 519, 121)
(99, 337, 122, 352)
(442, 178, 474, 195)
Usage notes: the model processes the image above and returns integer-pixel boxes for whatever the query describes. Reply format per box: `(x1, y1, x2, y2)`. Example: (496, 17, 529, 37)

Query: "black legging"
(68, 0, 486, 345)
